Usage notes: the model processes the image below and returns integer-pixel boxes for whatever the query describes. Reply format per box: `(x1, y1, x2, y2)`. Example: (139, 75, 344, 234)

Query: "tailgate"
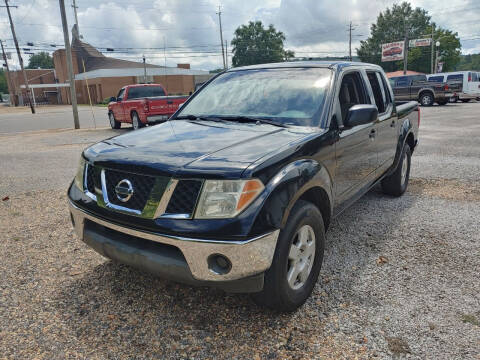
(147, 96, 188, 115)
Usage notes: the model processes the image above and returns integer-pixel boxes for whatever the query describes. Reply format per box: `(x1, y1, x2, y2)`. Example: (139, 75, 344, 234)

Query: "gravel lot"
(1, 103, 479, 359)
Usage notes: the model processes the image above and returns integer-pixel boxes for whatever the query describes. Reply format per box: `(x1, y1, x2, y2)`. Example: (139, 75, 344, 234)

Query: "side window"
(338, 71, 369, 123)
(428, 76, 444, 83)
(117, 88, 125, 101)
(395, 76, 409, 86)
(472, 73, 479, 82)
(378, 73, 392, 108)
(366, 71, 386, 113)
(447, 74, 463, 82)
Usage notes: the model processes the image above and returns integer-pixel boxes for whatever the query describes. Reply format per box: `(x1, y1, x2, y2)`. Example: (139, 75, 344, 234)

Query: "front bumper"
(69, 200, 279, 292)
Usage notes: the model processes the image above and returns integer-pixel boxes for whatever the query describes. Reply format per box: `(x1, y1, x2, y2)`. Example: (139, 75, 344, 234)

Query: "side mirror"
(109, 96, 116, 103)
(344, 104, 378, 128)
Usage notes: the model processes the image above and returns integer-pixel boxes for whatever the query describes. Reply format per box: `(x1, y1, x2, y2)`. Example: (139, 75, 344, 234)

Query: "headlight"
(74, 156, 86, 191)
(194, 179, 264, 219)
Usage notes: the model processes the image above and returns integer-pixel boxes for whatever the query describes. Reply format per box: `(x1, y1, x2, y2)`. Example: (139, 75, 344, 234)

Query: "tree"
(0, 69, 8, 94)
(455, 54, 480, 71)
(231, 21, 294, 67)
(357, 2, 461, 73)
(26, 52, 54, 69)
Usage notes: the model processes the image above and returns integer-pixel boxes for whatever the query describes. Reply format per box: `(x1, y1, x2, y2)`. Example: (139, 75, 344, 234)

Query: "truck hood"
(84, 120, 311, 178)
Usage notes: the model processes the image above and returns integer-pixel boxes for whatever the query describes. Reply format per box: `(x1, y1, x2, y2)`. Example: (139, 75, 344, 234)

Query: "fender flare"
(251, 159, 334, 233)
(388, 117, 414, 176)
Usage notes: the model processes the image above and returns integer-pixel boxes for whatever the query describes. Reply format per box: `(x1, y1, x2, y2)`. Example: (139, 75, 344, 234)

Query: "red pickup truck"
(107, 84, 188, 130)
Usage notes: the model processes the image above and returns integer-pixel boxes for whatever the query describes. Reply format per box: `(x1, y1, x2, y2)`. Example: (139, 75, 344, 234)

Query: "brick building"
(8, 27, 212, 105)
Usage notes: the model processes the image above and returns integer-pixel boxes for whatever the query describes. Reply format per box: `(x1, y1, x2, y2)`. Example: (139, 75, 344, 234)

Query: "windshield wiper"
(215, 115, 289, 128)
(174, 115, 222, 122)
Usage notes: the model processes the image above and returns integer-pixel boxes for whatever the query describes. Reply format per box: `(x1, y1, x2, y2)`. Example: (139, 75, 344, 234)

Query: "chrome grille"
(103, 169, 156, 211)
(165, 179, 203, 215)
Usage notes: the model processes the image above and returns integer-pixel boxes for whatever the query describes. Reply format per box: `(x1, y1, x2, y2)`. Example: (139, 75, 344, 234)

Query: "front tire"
(109, 112, 120, 129)
(419, 92, 434, 106)
(252, 200, 325, 312)
(131, 111, 143, 130)
(381, 145, 411, 197)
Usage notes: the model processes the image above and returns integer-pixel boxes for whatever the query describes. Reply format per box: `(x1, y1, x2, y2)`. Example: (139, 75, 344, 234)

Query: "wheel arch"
(250, 159, 333, 234)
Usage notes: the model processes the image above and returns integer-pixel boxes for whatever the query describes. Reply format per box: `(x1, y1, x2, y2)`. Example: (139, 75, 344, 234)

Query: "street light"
(434, 41, 441, 74)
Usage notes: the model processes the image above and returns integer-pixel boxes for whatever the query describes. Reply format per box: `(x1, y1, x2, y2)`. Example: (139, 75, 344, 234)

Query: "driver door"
(110, 88, 126, 121)
(334, 70, 378, 208)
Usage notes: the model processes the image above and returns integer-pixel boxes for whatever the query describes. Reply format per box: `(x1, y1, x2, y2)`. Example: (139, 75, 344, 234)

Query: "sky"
(0, 0, 479, 71)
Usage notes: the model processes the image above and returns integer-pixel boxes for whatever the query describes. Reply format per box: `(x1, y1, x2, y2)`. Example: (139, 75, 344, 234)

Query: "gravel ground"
(1, 103, 479, 359)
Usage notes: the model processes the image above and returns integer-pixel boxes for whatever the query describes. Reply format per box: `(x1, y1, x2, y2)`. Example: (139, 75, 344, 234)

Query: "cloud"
(0, 0, 478, 70)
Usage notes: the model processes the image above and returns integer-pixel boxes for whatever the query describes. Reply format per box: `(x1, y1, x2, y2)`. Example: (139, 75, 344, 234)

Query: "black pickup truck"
(69, 61, 419, 312)
(389, 74, 453, 106)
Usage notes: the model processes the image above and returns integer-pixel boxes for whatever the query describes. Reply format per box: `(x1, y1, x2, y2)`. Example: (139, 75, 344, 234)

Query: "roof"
(75, 66, 209, 80)
(385, 70, 425, 78)
(72, 38, 163, 72)
(227, 61, 381, 72)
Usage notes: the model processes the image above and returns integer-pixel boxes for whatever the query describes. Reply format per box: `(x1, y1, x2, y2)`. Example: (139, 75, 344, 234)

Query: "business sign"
(409, 38, 432, 48)
(381, 41, 405, 62)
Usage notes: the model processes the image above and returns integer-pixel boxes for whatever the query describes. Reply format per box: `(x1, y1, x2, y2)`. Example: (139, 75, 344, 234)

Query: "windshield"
(176, 68, 332, 126)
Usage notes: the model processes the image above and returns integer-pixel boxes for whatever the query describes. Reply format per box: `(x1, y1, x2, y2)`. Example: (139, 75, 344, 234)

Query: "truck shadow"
(55, 184, 418, 357)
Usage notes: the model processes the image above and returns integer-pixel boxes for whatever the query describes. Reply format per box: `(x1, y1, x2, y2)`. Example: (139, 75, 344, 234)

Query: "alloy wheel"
(287, 224, 316, 290)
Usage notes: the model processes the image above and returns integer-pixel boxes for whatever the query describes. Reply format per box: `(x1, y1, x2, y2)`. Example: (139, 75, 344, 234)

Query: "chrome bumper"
(69, 201, 279, 282)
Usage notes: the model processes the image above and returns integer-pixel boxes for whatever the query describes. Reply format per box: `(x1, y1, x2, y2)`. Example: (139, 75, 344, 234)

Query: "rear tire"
(419, 92, 434, 106)
(460, 99, 471, 103)
(131, 111, 143, 130)
(251, 200, 325, 312)
(381, 145, 411, 197)
(109, 112, 120, 129)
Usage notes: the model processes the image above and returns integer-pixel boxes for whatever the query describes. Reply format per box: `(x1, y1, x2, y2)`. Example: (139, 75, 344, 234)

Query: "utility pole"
(1, 39, 15, 105)
(59, 0, 80, 129)
(3, 0, 35, 113)
(403, 21, 409, 75)
(225, 39, 228, 69)
(216, 5, 226, 70)
(72, 0, 80, 36)
(430, 23, 435, 74)
(142, 55, 147, 83)
(348, 21, 353, 61)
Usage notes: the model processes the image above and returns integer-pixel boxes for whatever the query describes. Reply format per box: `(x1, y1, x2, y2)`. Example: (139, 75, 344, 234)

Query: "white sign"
(381, 41, 405, 62)
(437, 62, 444, 73)
(409, 38, 432, 47)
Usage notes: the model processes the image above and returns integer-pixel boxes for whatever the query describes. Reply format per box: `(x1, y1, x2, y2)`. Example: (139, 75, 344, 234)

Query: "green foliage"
(455, 54, 480, 71)
(231, 21, 294, 67)
(0, 69, 8, 94)
(357, 2, 461, 73)
(26, 52, 54, 69)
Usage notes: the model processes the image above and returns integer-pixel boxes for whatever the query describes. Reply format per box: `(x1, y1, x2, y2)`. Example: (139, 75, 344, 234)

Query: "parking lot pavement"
(1, 103, 479, 359)
(0, 105, 110, 134)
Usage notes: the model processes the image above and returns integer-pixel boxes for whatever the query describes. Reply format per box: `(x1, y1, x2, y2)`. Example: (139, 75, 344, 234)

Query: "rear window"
(428, 76, 444, 83)
(447, 74, 463, 82)
(127, 86, 165, 99)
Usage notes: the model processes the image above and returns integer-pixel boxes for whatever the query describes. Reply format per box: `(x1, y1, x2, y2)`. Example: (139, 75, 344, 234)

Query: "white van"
(427, 71, 480, 102)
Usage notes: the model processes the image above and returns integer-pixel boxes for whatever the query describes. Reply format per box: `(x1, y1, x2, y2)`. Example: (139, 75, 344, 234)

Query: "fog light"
(207, 254, 232, 275)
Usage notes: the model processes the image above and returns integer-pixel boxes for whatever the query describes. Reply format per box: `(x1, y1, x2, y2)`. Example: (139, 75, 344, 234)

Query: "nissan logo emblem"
(115, 179, 133, 202)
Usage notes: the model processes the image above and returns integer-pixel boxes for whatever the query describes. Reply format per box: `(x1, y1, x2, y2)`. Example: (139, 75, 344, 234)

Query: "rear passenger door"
(393, 76, 410, 100)
(366, 71, 398, 173)
(334, 70, 378, 207)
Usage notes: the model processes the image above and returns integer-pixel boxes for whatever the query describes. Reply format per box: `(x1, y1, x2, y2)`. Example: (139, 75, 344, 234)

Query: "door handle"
(390, 120, 396, 128)
(369, 129, 376, 139)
